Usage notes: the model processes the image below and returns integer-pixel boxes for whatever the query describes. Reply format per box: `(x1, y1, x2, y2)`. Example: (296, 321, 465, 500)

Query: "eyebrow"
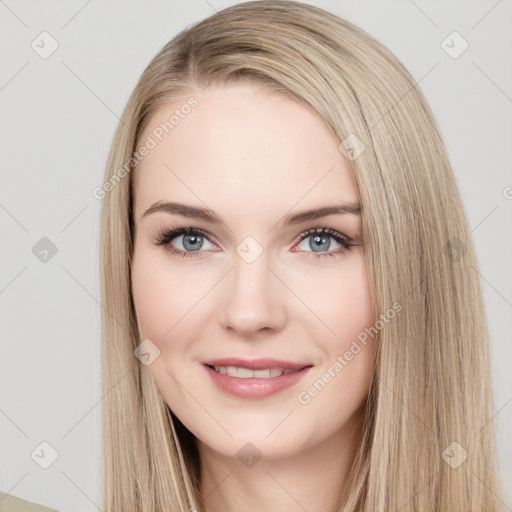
(142, 201, 360, 226)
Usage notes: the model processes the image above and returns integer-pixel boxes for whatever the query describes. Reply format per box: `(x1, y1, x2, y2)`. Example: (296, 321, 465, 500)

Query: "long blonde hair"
(99, 1, 504, 510)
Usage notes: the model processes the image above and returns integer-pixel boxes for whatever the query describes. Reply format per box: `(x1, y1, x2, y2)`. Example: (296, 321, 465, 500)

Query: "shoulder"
(0, 492, 59, 512)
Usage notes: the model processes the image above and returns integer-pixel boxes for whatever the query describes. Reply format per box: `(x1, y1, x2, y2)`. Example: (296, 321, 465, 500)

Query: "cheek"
(298, 255, 374, 349)
(330, 261, 374, 344)
(131, 248, 200, 342)
(297, 256, 375, 400)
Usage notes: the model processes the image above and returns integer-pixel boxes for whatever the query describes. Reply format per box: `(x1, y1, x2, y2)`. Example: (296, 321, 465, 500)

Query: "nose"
(219, 249, 287, 337)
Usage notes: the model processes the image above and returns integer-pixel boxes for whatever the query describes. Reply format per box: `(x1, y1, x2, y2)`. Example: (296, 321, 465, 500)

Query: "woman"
(97, 1, 505, 511)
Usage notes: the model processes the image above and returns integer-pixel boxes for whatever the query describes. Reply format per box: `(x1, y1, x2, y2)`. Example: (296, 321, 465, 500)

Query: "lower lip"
(203, 364, 313, 400)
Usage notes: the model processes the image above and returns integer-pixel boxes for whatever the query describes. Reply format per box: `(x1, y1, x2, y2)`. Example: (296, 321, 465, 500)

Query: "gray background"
(0, 0, 511, 510)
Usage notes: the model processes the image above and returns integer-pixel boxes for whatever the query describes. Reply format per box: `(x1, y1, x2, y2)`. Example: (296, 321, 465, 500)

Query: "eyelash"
(153, 226, 357, 260)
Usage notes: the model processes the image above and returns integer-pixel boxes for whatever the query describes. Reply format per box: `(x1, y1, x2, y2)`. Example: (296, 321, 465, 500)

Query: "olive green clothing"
(0, 493, 59, 512)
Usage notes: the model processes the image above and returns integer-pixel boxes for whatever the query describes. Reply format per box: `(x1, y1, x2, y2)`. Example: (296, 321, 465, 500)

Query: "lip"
(202, 358, 313, 400)
(202, 357, 311, 371)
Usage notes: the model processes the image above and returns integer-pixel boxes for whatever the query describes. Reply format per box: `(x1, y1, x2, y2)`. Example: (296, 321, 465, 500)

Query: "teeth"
(212, 366, 299, 378)
(226, 366, 238, 377)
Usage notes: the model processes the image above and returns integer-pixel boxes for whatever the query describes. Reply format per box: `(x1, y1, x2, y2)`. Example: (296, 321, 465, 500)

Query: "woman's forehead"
(133, 84, 359, 216)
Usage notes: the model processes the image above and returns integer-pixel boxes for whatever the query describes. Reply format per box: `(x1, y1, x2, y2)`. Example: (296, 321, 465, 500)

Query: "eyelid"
(296, 226, 349, 243)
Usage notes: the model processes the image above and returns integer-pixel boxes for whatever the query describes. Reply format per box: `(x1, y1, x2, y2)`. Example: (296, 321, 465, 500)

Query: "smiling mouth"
(205, 364, 310, 378)
(202, 362, 313, 400)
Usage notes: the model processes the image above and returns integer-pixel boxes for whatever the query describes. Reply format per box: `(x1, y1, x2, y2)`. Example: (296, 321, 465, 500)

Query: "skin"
(131, 83, 375, 512)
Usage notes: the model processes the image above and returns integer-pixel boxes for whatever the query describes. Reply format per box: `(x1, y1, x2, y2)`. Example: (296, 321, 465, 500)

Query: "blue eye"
(294, 227, 354, 259)
(153, 226, 357, 259)
(154, 227, 215, 258)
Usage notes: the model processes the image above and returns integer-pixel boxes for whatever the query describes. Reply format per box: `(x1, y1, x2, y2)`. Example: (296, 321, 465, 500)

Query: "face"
(131, 83, 375, 462)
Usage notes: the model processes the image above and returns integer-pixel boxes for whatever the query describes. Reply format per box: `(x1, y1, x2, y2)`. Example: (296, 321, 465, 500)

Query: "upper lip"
(202, 358, 313, 371)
